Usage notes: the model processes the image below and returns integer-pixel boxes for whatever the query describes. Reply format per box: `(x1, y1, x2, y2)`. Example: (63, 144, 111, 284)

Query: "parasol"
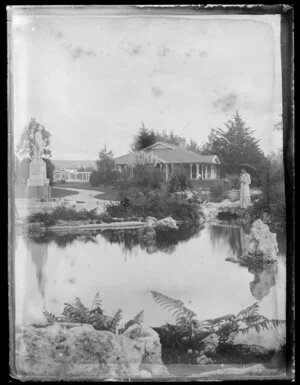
(240, 164, 257, 174)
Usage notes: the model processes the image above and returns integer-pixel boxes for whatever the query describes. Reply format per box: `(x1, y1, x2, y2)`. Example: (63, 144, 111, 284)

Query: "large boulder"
(15, 322, 169, 380)
(198, 333, 219, 356)
(145, 217, 158, 227)
(123, 324, 169, 376)
(155, 217, 178, 232)
(243, 219, 278, 262)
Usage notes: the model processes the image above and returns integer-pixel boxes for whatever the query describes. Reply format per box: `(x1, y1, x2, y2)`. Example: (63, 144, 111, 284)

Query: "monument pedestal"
(25, 158, 51, 200)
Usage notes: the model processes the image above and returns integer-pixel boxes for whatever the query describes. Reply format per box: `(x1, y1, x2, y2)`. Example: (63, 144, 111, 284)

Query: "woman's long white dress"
(240, 173, 251, 209)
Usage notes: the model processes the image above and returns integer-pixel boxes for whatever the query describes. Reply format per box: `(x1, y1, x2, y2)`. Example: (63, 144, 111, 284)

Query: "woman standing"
(240, 168, 251, 209)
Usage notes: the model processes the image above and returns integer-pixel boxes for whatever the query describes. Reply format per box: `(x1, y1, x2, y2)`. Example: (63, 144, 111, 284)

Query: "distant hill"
(52, 160, 96, 170)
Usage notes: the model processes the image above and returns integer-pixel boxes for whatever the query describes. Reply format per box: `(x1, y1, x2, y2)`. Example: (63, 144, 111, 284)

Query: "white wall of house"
(54, 170, 92, 182)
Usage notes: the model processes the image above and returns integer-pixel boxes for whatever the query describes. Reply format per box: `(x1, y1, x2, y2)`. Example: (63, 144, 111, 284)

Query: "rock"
(217, 343, 273, 363)
(198, 333, 219, 355)
(123, 324, 169, 376)
(15, 322, 169, 379)
(245, 219, 278, 261)
(138, 225, 156, 241)
(139, 369, 152, 378)
(225, 257, 239, 264)
(196, 354, 214, 365)
(155, 217, 178, 232)
(145, 217, 158, 227)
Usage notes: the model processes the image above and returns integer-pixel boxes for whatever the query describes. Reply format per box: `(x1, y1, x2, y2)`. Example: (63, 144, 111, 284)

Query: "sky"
(10, 7, 283, 160)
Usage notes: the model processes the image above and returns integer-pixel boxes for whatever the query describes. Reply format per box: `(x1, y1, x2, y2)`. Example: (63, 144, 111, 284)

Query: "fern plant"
(43, 292, 145, 335)
(150, 291, 285, 346)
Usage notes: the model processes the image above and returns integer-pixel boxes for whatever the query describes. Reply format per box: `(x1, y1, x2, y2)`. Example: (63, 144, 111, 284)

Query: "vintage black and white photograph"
(8, 5, 294, 381)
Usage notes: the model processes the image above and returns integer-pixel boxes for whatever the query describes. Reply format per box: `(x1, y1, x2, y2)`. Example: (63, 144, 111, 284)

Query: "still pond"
(14, 223, 286, 328)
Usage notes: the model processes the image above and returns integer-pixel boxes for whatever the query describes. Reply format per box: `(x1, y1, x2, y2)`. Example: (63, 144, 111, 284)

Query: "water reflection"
(27, 223, 204, 256)
(27, 242, 48, 298)
(209, 223, 246, 258)
(249, 263, 278, 301)
(28, 231, 99, 249)
(209, 223, 283, 301)
(16, 221, 286, 326)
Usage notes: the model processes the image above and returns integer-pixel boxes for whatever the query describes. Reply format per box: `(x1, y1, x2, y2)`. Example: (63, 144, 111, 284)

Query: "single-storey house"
(114, 140, 221, 180)
(53, 169, 92, 183)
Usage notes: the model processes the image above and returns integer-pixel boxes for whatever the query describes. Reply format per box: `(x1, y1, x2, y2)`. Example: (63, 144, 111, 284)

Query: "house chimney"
(178, 138, 186, 148)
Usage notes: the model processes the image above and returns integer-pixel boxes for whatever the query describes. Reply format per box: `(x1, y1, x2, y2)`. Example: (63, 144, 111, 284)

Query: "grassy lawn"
(15, 185, 79, 199)
(51, 188, 79, 198)
(54, 182, 120, 201)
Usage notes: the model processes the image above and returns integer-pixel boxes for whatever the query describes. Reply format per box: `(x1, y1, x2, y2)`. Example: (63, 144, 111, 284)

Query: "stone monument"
(25, 130, 51, 199)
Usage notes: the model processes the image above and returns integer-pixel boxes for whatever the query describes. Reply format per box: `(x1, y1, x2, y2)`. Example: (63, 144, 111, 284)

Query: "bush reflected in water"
(27, 222, 204, 256)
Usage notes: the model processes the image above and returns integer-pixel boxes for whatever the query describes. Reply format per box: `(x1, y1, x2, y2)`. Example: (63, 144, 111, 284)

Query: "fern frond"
(43, 309, 57, 323)
(107, 309, 123, 333)
(74, 297, 88, 311)
(120, 310, 145, 333)
(150, 291, 196, 324)
(91, 291, 103, 311)
(236, 302, 260, 320)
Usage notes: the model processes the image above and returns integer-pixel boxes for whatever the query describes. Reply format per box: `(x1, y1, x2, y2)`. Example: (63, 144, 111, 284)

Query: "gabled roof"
(115, 142, 220, 165)
(142, 141, 178, 151)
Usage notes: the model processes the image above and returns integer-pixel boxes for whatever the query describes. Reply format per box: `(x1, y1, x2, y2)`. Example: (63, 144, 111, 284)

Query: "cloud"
(65, 45, 97, 59)
(151, 86, 163, 98)
(212, 92, 239, 112)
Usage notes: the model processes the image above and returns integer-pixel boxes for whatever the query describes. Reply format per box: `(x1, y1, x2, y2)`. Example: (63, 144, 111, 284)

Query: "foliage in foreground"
(43, 292, 144, 335)
(150, 291, 285, 349)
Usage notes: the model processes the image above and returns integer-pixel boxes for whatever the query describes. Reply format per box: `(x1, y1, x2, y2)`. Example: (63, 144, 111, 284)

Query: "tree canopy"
(201, 112, 266, 174)
(90, 145, 119, 186)
(131, 122, 185, 151)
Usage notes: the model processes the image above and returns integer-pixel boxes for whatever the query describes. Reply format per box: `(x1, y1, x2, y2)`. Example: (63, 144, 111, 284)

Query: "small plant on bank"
(43, 292, 144, 335)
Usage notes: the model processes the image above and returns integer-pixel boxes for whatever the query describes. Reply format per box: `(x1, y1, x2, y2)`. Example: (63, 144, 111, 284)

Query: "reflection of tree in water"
(209, 224, 246, 258)
(101, 223, 204, 256)
(27, 223, 204, 258)
(249, 262, 278, 301)
(25, 240, 48, 298)
(28, 231, 99, 249)
(101, 229, 140, 254)
(154, 223, 204, 254)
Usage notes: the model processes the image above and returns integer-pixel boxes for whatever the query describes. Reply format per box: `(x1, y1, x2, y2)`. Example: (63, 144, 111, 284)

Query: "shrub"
(43, 292, 144, 335)
(227, 174, 240, 190)
(168, 166, 192, 193)
(132, 164, 163, 190)
(27, 206, 115, 226)
(210, 184, 227, 203)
